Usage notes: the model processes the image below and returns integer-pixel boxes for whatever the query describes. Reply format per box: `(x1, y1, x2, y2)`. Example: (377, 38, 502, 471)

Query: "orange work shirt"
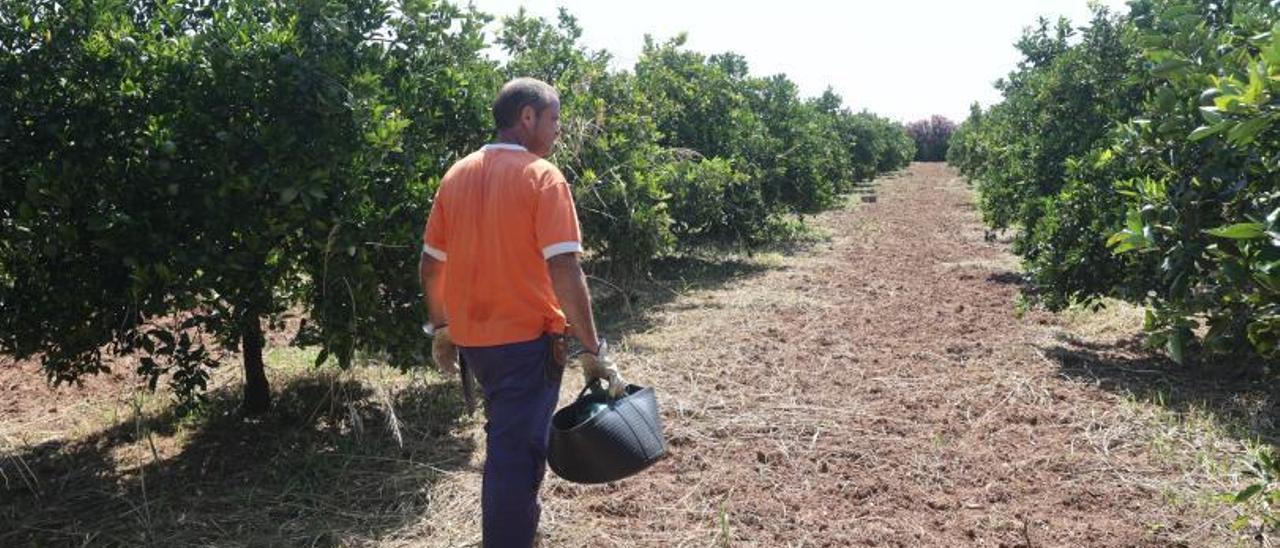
(422, 143, 583, 347)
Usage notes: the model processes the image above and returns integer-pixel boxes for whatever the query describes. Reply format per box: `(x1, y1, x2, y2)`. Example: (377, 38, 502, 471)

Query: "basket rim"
(551, 384, 656, 435)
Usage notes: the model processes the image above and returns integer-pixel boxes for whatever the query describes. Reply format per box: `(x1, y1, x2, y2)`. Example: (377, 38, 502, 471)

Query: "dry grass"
(1056, 298, 1150, 343)
(1, 348, 483, 546)
(1043, 302, 1277, 547)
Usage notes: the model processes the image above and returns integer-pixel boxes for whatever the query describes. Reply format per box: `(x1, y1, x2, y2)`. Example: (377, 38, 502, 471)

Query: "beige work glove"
(579, 339, 626, 398)
(431, 326, 460, 376)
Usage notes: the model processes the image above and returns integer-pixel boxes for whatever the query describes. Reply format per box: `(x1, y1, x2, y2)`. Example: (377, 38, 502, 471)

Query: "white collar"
(482, 143, 528, 152)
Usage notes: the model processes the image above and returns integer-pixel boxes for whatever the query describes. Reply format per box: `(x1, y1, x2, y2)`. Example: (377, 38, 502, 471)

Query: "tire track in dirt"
(530, 163, 1208, 547)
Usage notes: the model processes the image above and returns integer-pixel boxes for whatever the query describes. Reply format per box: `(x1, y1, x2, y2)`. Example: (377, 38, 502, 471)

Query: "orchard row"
(0, 1, 913, 410)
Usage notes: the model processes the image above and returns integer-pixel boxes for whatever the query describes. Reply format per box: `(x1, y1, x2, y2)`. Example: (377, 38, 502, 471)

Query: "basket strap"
(577, 378, 605, 400)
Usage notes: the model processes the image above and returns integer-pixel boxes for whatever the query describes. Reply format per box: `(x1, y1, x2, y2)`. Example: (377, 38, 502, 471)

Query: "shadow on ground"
(1042, 337, 1279, 446)
(588, 249, 786, 336)
(986, 270, 1026, 287)
(1, 376, 475, 546)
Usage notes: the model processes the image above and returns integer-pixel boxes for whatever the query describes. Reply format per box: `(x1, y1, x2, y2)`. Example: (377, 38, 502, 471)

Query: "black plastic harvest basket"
(548, 381, 666, 484)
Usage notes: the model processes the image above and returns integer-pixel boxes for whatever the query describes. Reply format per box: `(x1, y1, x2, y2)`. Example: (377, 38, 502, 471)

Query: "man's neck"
(493, 130, 528, 149)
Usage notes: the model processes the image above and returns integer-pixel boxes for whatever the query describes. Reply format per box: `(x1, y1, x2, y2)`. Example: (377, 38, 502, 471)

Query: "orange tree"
(949, 0, 1278, 364)
(0, 0, 495, 413)
(1106, 0, 1279, 362)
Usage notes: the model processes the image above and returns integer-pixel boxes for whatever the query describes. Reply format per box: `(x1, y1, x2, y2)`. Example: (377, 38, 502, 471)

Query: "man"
(418, 77, 622, 548)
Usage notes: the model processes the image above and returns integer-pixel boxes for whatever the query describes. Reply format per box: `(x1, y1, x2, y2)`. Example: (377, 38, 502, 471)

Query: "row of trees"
(501, 13, 915, 269)
(0, 0, 913, 412)
(948, 0, 1278, 366)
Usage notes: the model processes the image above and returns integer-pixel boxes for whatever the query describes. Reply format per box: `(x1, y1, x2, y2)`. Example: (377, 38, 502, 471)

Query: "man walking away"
(418, 77, 622, 548)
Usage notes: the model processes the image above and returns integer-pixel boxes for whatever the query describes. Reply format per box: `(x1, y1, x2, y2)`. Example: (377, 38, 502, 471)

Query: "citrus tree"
(0, 0, 495, 413)
(949, 0, 1278, 364)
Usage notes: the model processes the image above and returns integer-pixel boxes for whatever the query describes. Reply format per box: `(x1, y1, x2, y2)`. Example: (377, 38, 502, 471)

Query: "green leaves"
(363, 104, 411, 151)
(1151, 56, 1195, 77)
(1226, 114, 1276, 145)
(1167, 326, 1188, 365)
(1236, 483, 1264, 504)
(1188, 122, 1229, 141)
(1226, 445, 1280, 530)
(1108, 209, 1153, 254)
(1207, 222, 1267, 240)
(1242, 61, 1271, 106)
(1264, 26, 1280, 65)
(278, 187, 299, 205)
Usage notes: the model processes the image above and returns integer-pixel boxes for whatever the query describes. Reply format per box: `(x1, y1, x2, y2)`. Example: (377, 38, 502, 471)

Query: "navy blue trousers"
(460, 336, 563, 548)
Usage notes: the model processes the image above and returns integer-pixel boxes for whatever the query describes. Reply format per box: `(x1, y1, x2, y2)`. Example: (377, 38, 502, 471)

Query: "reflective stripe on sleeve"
(541, 241, 583, 259)
(422, 243, 447, 261)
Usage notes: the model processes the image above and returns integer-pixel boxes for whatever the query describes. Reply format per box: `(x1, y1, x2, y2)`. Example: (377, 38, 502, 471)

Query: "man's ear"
(520, 104, 537, 127)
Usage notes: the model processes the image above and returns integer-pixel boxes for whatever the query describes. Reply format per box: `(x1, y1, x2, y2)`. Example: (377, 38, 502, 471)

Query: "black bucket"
(548, 381, 666, 484)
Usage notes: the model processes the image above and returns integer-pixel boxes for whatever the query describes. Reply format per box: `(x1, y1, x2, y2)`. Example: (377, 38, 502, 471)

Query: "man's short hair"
(492, 78, 559, 130)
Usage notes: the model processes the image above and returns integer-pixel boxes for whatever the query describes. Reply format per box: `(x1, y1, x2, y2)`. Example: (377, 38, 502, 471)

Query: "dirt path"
(512, 163, 1224, 547)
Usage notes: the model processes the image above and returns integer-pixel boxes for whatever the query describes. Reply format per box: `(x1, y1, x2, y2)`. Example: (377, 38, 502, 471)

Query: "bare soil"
(2, 163, 1272, 547)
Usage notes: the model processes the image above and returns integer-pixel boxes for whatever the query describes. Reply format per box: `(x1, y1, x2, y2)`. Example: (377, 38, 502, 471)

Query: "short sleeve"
(422, 190, 448, 261)
(535, 176, 582, 259)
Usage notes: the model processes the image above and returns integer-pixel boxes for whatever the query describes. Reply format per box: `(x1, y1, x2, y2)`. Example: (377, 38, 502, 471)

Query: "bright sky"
(466, 0, 1129, 124)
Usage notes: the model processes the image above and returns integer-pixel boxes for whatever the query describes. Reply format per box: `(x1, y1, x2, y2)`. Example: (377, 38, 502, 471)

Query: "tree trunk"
(241, 313, 271, 415)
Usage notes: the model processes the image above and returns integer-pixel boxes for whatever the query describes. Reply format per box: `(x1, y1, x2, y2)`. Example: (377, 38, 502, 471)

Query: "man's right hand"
(580, 339, 625, 397)
(432, 327, 460, 376)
